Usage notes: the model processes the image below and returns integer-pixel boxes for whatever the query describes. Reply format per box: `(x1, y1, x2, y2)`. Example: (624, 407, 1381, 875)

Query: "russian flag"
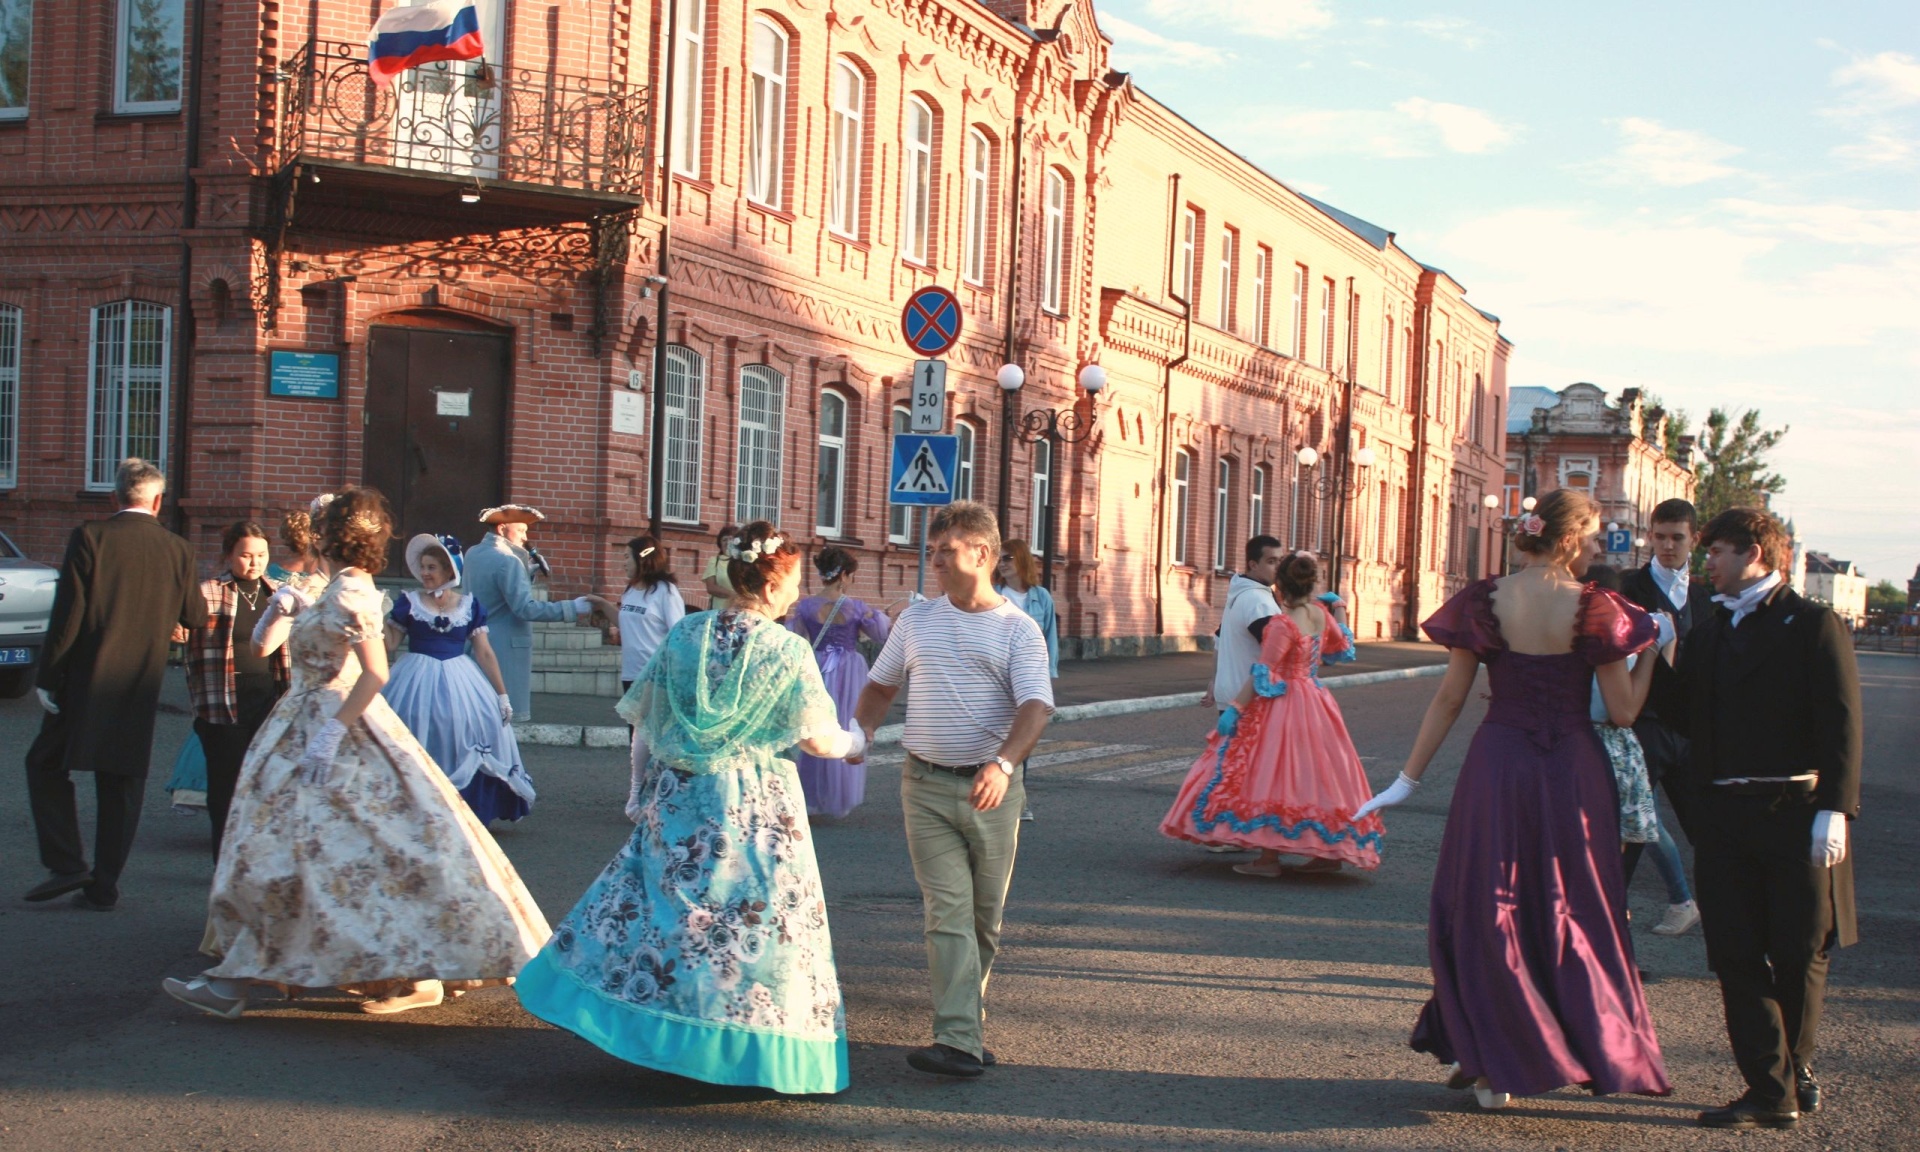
(367, 1, 486, 88)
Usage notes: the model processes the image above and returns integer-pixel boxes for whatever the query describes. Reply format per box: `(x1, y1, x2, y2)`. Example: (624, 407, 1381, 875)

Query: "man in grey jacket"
(464, 505, 606, 721)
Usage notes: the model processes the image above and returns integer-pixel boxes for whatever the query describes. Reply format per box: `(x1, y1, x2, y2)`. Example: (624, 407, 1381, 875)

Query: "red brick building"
(0, 0, 1508, 652)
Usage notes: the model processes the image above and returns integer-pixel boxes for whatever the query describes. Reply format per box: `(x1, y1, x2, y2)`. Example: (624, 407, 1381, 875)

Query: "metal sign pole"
(916, 508, 928, 596)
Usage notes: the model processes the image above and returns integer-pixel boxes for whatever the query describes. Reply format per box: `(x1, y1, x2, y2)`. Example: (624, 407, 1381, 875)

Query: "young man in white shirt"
(1203, 535, 1284, 710)
(853, 501, 1054, 1078)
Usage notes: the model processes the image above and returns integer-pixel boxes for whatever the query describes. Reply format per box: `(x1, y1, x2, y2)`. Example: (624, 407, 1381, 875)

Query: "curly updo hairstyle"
(814, 545, 857, 584)
(1512, 488, 1600, 562)
(318, 486, 394, 575)
(725, 521, 802, 601)
(280, 508, 316, 559)
(1276, 551, 1321, 601)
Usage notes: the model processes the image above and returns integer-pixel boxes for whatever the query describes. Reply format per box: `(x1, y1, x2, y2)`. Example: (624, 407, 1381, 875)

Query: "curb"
(514, 663, 1447, 749)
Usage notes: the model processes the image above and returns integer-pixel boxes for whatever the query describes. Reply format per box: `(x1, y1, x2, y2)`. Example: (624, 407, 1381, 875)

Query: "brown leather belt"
(906, 751, 988, 778)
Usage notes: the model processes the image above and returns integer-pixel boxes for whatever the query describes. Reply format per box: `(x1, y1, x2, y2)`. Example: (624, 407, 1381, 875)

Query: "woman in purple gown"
(787, 547, 891, 818)
(1356, 489, 1675, 1109)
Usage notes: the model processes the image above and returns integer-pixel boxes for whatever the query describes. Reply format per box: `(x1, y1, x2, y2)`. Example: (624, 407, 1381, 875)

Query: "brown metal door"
(363, 326, 509, 568)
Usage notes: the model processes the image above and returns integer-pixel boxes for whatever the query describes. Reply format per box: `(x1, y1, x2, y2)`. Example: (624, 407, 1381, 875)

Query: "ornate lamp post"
(1296, 442, 1374, 595)
(1006, 364, 1105, 590)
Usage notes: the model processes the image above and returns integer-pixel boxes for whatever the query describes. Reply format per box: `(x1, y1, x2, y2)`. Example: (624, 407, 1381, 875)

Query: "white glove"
(626, 732, 651, 823)
(35, 687, 59, 715)
(1354, 772, 1421, 821)
(298, 718, 349, 787)
(270, 584, 314, 615)
(497, 693, 513, 724)
(1652, 612, 1676, 651)
(570, 596, 595, 616)
(1811, 810, 1848, 867)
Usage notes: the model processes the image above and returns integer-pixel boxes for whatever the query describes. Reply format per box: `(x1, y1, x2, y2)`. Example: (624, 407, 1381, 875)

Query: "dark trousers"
(193, 675, 279, 862)
(25, 709, 147, 905)
(1693, 791, 1833, 1105)
(1623, 719, 1691, 882)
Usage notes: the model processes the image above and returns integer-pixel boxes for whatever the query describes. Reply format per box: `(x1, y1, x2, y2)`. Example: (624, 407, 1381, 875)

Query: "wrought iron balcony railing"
(276, 41, 649, 199)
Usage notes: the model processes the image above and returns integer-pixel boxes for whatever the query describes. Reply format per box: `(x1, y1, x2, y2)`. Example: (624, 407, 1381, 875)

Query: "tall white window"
(954, 421, 976, 502)
(735, 364, 785, 523)
(669, 0, 706, 177)
(963, 129, 992, 285)
(87, 301, 170, 490)
(828, 59, 863, 237)
(1382, 309, 1396, 403)
(1290, 453, 1309, 550)
(1291, 264, 1308, 359)
(1029, 439, 1051, 554)
(660, 345, 704, 523)
(1250, 465, 1267, 537)
(1213, 458, 1233, 570)
(1042, 168, 1068, 313)
(1171, 449, 1192, 566)
(1178, 208, 1197, 304)
(889, 406, 912, 543)
(815, 392, 846, 536)
(1320, 278, 1335, 369)
(1216, 227, 1236, 331)
(1252, 245, 1271, 347)
(0, 0, 30, 119)
(0, 304, 18, 487)
(747, 19, 788, 208)
(902, 97, 935, 264)
(116, 0, 184, 113)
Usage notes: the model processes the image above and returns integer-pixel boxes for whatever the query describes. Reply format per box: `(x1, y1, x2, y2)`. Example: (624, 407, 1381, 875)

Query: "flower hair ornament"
(819, 566, 844, 583)
(1517, 514, 1546, 537)
(309, 492, 337, 517)
(727, 534, 785, 563)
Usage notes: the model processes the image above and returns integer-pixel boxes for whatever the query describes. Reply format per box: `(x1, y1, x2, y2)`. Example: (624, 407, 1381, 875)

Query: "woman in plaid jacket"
(185, 521, 292, 860)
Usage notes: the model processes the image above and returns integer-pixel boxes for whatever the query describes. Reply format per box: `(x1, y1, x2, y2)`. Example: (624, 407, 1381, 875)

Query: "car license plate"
(0, 648, 30, 665)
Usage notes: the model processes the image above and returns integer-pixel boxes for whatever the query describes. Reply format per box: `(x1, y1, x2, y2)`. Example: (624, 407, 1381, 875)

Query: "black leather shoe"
(1795, 1067, 1820, 1115)
(981, 1048, 996, 1067)
(24, 871, 93, 902)
(906, 1044, 984, 1078)
(1698, 1093, 1799, 1129)
(70, 891, 116, 912)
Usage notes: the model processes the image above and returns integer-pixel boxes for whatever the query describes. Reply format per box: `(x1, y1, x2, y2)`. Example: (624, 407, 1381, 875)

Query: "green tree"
(1867, 580, 1906, 615)
(122, 0, 183, 106)
(1637, 390, 1693, 465)
(1692, 407, 1788, 522)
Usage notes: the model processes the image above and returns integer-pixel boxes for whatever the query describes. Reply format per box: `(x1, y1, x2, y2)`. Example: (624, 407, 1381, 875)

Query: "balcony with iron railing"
(270, 40, 650, 240)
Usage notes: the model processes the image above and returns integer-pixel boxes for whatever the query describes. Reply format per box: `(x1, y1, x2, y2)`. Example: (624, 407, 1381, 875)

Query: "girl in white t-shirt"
(612, 535, 687, 694)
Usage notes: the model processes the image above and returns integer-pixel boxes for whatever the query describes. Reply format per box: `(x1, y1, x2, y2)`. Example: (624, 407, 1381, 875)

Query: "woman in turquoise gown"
(514, 522, 867, 1095)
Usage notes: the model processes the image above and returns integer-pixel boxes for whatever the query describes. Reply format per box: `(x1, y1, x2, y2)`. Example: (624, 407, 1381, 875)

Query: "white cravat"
(1711, 570, 1782, 629)
(1649, 559, 1689, 610)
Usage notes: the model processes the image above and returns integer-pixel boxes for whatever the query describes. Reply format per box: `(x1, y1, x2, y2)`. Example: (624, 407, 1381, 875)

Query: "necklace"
(234, 580, 261, 611)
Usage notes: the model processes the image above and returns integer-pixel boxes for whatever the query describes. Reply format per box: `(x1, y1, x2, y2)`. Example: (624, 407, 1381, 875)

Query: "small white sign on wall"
(435, 390, 472, 418)
(611, 390, 646, 436)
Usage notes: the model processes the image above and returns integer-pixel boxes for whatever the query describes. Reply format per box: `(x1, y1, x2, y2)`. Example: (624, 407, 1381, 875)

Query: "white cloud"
(1101, 14, 1229, 70)
(1394, 97, 1514, 153)
(1831, 51, 1920, 113)
(1824, 51, 1920, 167)
(1715, 199, 1920, 248)
(1364, 15, 1489, 49)
(1579, 118, 1744, 186)
(1141, 0, 1332, 40)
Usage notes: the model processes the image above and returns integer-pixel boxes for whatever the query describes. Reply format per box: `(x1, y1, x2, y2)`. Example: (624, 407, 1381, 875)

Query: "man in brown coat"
(24, 459, 206, 910)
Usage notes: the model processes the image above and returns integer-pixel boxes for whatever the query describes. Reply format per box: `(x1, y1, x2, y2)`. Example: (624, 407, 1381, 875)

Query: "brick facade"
(1, 0, 1508, 651)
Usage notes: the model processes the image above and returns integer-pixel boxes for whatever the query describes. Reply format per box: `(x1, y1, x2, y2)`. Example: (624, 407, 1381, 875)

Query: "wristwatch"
(992, 756, 1016, 777)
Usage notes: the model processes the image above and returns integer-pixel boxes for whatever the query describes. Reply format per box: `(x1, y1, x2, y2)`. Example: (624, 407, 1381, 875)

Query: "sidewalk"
(522, 640, 1450, 745)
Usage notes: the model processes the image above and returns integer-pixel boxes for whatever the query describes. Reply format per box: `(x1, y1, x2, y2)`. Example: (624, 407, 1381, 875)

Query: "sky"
(1095, 0, 1920, 586)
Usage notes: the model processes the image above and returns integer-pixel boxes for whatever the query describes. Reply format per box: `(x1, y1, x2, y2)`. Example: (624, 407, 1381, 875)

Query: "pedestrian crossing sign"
(889, 434, 958, 506)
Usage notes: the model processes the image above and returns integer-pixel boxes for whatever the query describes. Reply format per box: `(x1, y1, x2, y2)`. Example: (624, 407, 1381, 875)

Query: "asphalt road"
(2, 654, 1916, 1151)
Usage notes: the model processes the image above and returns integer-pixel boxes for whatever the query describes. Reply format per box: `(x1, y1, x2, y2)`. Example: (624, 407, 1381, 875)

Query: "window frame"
(1178, 207, 1198, 306)
(86, 300, 171, 491)
(1170, 449, 1193, 566)
(1292, 263, 1308, 359)
(888, 405, 912, 544)
(115, 0, 185, 114)
(1042, 167, 1068, 314)
(1252, 244, 1272, 347)
(1319, 277, 1336, 369)
(1216, 226, 1237, 331)
(659, 344, 705, 524)
(0, 0, 30, 120)
(746, 18, 789, 209)
(1213, 457, 1233, 571)
(1029, 437, 1051, 554)
(0, 303, 19, 487)
(901, 95, 936, 265)
(814, 391, 847, 537)
(1250, 463, 1267, 538)
(734, 363, 786, 524)
(827, 57, 864, 238)
(954, 419, 976, 502)
(963, 127, 992, 286)
(669, 0, 706, 177)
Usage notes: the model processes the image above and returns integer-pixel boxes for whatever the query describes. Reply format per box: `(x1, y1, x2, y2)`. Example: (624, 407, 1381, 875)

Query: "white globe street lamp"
(1353, 445, 1376, 469)
(996, 363, 1025, 392)
(1296, 446, 1319, 468)
(1077, 364, 1107, 393)
(1521, 495, 1538, 512)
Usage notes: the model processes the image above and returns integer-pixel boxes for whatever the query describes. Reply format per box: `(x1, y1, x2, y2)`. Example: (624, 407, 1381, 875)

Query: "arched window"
(1171, 448, 1193, 565)
(1250, 464, 1267, 537)
(954, 420, 976, 501)
(1290, 452, 1309, 550)
(1214, 457, 1234, 570)
(669, 0, 707, 177)
(815, 392, 846, 536)
(0, 304, 19, 486)
(735, 364, 785, 523)
(963, 128, 993, 285)
(1029, 438, 1051, 554)
(828, 59, 864, 237)
(1042, 168, 1069, 313)
(902, 96, 936, 264)
(87, 300, 171, 490)
(660, 345, 705, 523)
(889, 406, 912, 543)
(747, 19, 788, 208)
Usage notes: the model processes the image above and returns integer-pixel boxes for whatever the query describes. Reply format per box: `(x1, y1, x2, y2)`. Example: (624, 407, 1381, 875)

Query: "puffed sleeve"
(468, 597, 489, 632)
(856, 597, 891, 647)
(334, 578, 386, 644)
(1320, 606, 1357, 664)
(388, 593, 412, 629)
(1421, 579, 1503, 657)
(1573, 585, 1658, 667)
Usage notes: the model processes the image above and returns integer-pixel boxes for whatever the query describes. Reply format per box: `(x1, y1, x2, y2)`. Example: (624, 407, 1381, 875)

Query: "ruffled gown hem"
(515, 951, 850, 1095)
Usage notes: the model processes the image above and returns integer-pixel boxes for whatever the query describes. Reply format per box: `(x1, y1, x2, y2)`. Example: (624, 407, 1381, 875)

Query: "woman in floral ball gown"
(514, 522, 870, 1095)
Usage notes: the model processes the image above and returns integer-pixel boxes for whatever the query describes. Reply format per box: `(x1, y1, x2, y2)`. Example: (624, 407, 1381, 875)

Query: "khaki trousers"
(901, 756, 1024, 1059)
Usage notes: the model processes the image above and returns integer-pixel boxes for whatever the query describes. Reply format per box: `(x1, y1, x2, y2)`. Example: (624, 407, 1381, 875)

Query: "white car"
(0, 530, 59, 698)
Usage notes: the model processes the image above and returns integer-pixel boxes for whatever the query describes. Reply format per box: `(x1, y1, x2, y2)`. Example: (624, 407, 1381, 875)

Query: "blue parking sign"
(1606, 529, 1632, 554)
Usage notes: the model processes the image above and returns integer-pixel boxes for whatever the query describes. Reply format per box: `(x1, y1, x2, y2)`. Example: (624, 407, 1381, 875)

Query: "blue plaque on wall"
(268, 350, 341, 399)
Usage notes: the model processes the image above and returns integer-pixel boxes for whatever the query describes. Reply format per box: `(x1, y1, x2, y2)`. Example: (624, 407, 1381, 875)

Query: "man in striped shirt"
(854, 501, 1054, 1078)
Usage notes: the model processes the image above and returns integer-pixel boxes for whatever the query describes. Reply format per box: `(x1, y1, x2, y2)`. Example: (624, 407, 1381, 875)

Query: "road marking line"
(1084, 756, 1194, 783)
(1030, 743, 1151, 767)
